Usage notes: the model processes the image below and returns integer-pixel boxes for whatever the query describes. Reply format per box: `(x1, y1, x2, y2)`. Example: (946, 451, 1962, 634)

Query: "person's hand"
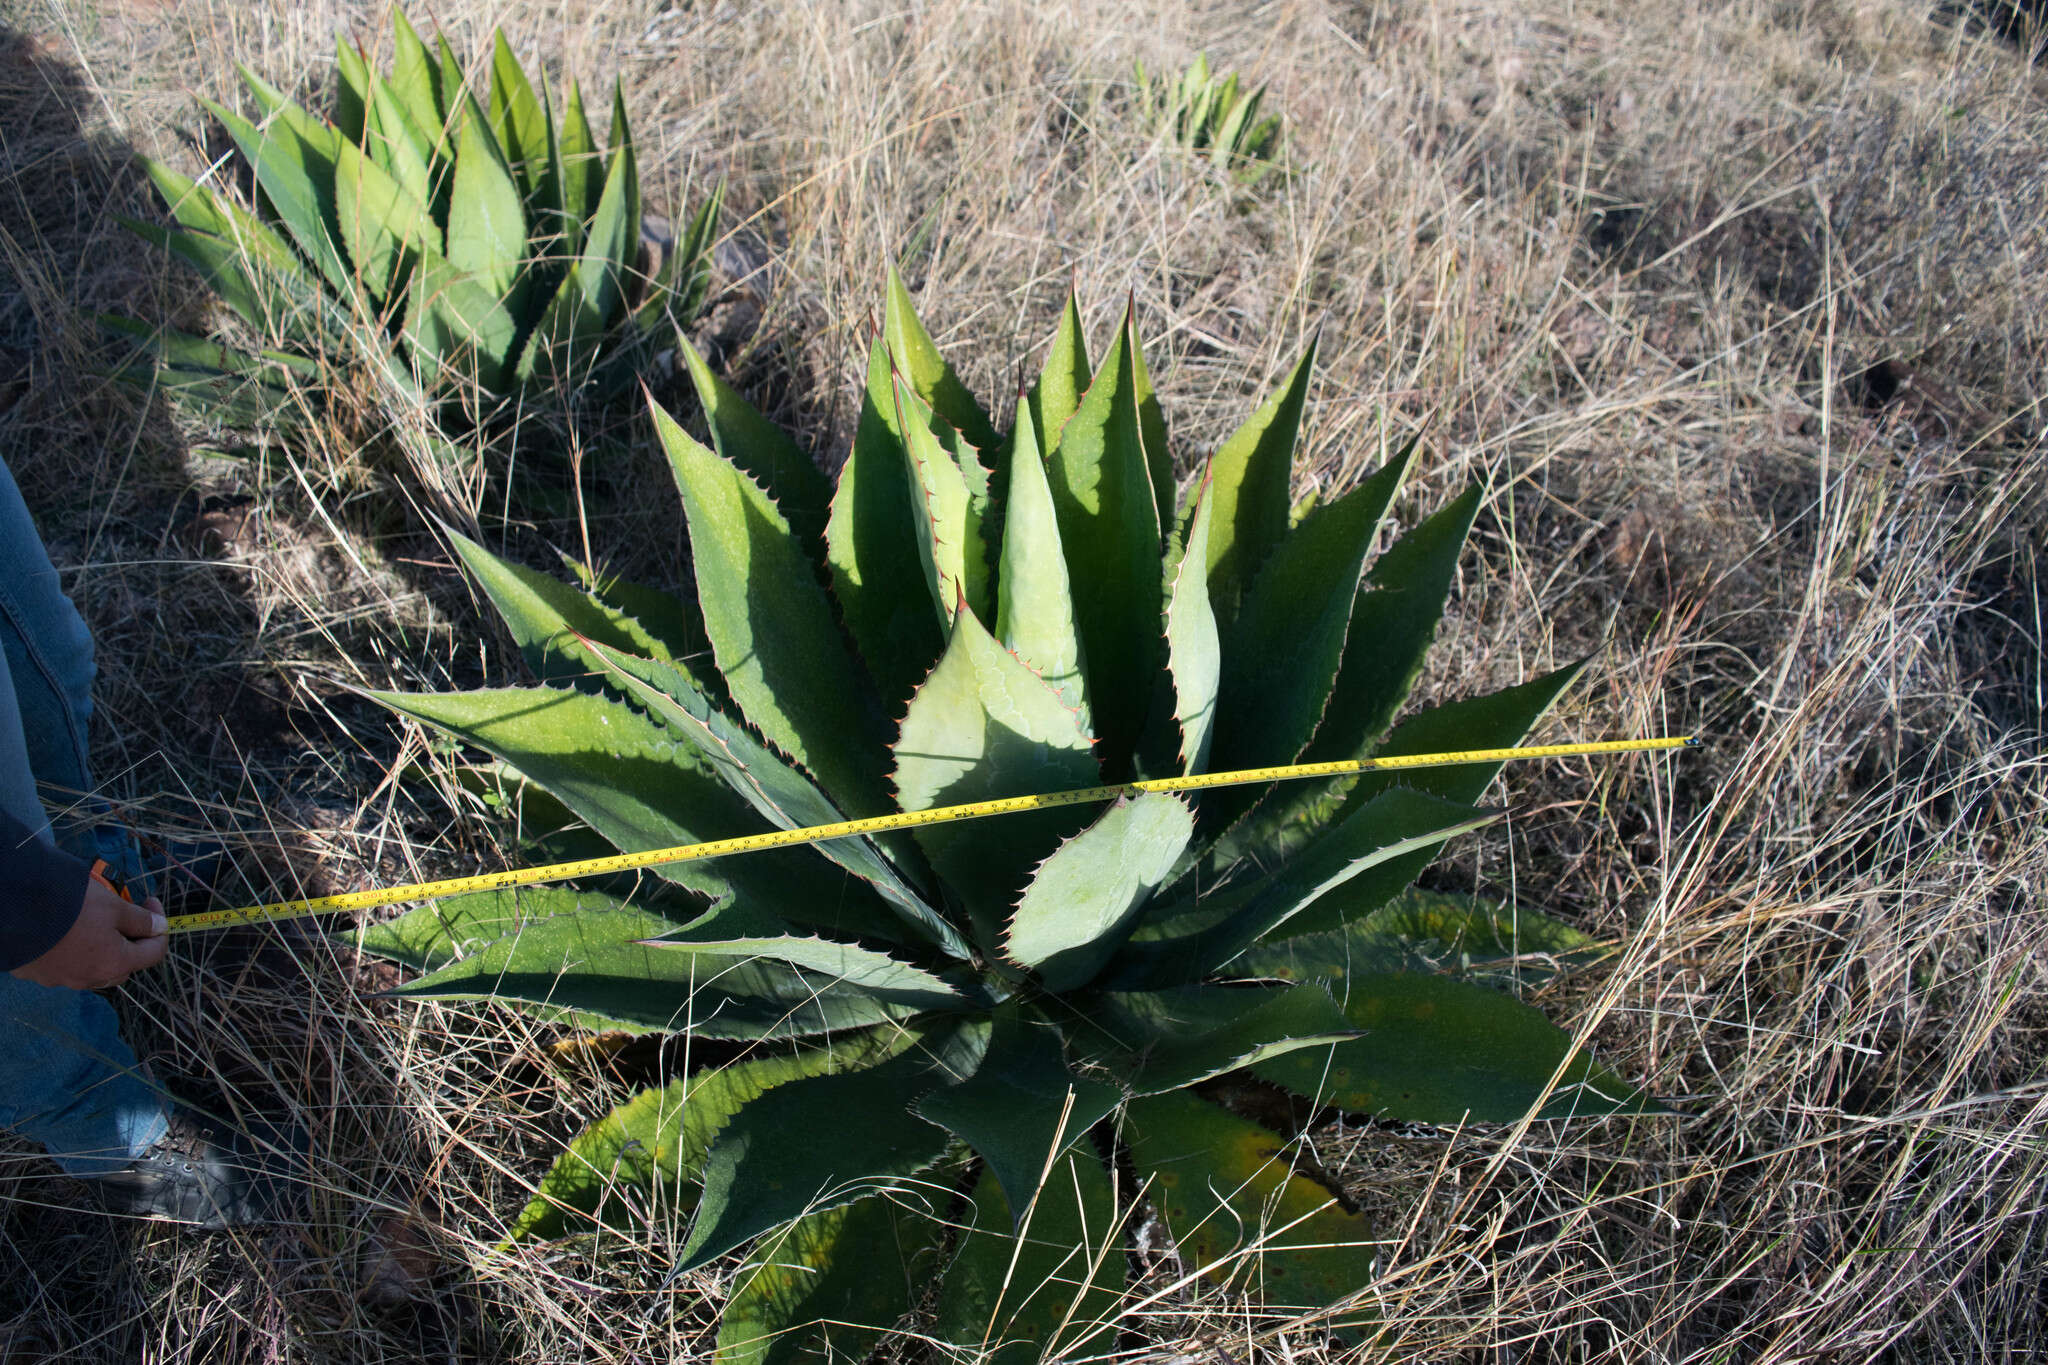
(9, 877, 167, 990)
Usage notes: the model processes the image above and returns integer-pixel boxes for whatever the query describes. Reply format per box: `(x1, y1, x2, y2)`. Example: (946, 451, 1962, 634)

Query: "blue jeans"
(0, 456, 168, 1175)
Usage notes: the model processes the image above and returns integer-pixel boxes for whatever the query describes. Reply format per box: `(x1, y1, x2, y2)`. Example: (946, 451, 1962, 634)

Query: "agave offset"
(360, 272, 1659, 1360)
(1135, 52, 1284, 182)
(114, 10, 719, 426)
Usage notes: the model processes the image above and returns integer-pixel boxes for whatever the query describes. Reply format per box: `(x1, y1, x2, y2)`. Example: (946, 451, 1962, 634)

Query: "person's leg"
(0, 457, 168, 1175)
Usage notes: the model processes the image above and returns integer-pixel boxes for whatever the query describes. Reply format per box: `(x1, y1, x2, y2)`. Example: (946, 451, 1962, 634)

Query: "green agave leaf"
(1045, 301, 1164, 776)
(1160, 464, 1220, 775)
(99, 323, 304, 429)
(717, 1192, 945, 1365)
(368, 686, 887, 938)
(448, 530, 688, 685)
(678, 336, 834, 557)
(1124, 308, 1174, 540)
(333, 132, 433, 312)
(668, 176, 725, 321)
(1202, 337, 1316, 629)
(1076, 983, 1358, 1096)
(892, 603, 1097, 955)
(388, 901, 922, 1040)
(578, 639, 957, 955)
(893, 374, 991, 629)
(934, 1156, 1124, 1365)
(913, 1006, 1123, 1221)
(334, 37, 370, 146)
(352, 884, 643, 975)
(1253, 972, 1665, 1122)
(994, 397, 1088, 720)
(655, 401, 893, 820)
(563, 562, 715, 681)
(388, 10, 446, 138)
(1122, 1090, 1376, 1321)
(640, 935, 970, 1012)
(675, 1020, 988, 1275)
(1209, 451, 1409, 794)
(1232, 885, 1599, 987)
(201, 92, 352, 300)
(402, 238, 522, 390)
(882, 264, 1001, 455)
(138, 160, 301, 306)
(446, 92, 528, 306)
(1260, 662, 1587, 940)
(509, 1032, 900, 1240)
(576, 114, 639, 329)
(549, 80, 602, 256)
(365, 72, 437, 215)
(1304, 484, 1481, 767)
(826, 336, 948, 709)
(1004, 793, 1192, 992)
(1115, 787, 1498, 986)
(487, 30, 550, 194)
(1025, 289, 1090, 455)
(432, 34, 468, 139)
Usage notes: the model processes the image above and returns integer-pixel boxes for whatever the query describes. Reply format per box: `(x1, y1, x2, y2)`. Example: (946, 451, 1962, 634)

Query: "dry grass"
(2, 0, 2044, 1359)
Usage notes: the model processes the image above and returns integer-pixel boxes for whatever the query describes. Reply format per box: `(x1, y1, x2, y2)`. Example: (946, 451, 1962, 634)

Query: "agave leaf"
(1045, 303, 1164, 775)
(487, 30, 549, 194)
(201, 93, 353, 300)
(656, 402, 894, 819)
(577, 639, 956, 954)
(369, 686, 891, 938)
(882, 264, 1001, 454)
(1004, 793, 1192, 992)
(1202, 337, 1317, 628)
(675, 1020, 988, 1275)
(826, 337, 947, 708)
(1257, 661, 1588, 940)
(388, 10, 445, 136)
(335, 38, 370, 145)
(1123, 309, 1174, 537)
(365, 73, 438, 215)
(446, 93, 528, 306)
(509, 1034, 899, 1239)
(1114, 787, 1499, 986)
(717, 1192, 945, 1365)
(639, 935, 970, 1012)
(562, 562, 715, 680)
(549, 80, 601, 256)
(333, 133, 432, 312)
(934, 1157, 1124, 1365)
(575, 105, 639, 330)
(1076, 983, 1358, 1095)
(1253, 972, 1665, 1122)
(137, 161, 302, 307)
(1231, 885, 1599, 987)
(1025, 289, 1090, 453)
(1305, 484, 1482, 765)
(389, 902, 923, 1039)
(893, 603, 1097, 954)
(1123, 1090, 1376, 1321)
(1209, 451, 1409, 790)
(669, 175, 725, 321)
(449, 529, 695, 685)
(893, 374, 990, 629)
(99, 319, 307, 429)
(994, 397, 1088, 720)
(1159, 463, 1220, 775)
(914, 1006, 1123, 1221)
(352, 884, 643, 975)
(432, 34, 468, 137)
(674, 338, 834, 557)
(403, 240, 520, 391)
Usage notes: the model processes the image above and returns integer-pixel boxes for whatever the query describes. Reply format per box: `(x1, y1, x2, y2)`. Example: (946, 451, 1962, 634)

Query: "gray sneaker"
(89, 1109, 302, 1230)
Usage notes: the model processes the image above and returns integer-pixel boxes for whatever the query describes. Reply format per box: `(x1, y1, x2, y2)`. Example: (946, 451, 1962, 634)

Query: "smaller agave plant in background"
(358, 271, 1664, 1360)
(111, 9, 719, 433)
(1134, 52, 1285, 183)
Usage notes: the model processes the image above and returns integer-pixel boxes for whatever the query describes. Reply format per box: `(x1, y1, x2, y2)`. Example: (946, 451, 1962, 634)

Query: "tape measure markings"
(169, 735, 1697, 934)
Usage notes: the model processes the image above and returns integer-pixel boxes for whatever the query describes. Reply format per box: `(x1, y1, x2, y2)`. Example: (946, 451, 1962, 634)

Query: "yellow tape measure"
(168, 735, 1698, 934)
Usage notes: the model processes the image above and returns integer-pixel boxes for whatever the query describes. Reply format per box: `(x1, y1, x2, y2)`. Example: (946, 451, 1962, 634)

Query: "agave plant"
(358, 272, 1660, 1359)
(1134, 52, 1284, 182)
(113, 10, 719, 427)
